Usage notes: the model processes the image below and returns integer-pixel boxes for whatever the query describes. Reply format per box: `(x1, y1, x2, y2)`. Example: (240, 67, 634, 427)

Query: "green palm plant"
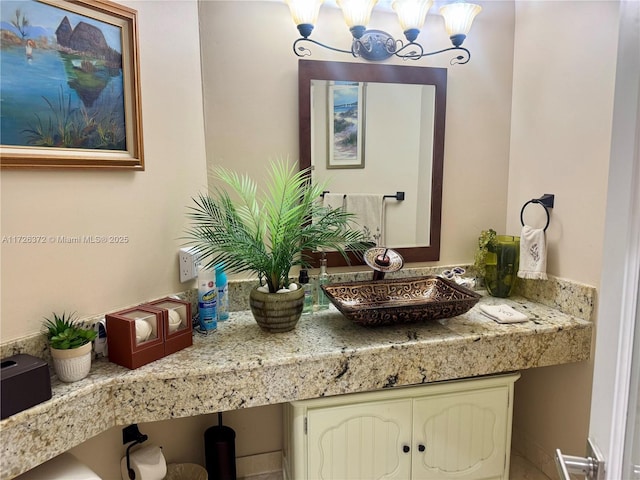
(185, 159, 369, 293)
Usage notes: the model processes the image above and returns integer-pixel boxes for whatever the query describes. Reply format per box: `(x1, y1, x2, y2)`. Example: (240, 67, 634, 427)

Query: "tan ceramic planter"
(50, 342, 92, 382)
(249, 284, 304, 333)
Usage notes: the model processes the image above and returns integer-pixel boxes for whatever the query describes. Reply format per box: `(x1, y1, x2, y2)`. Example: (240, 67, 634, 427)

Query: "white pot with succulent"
(43, 312, 97, 382)
(185, 159, 368, 332)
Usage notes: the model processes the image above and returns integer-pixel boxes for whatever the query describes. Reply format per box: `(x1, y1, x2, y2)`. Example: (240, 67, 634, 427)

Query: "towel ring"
(520, 199, 551, 232)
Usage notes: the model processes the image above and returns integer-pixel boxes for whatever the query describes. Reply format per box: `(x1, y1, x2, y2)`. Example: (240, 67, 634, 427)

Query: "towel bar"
(321, 191, 405, 201)
(383, 192, 405, 201)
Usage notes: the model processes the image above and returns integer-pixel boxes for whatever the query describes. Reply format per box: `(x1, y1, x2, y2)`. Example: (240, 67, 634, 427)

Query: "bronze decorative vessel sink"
(321, 276, 481, 326)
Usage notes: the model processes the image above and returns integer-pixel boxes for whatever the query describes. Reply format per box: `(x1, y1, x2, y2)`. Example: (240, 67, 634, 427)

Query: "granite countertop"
(0, 286, 593, 479)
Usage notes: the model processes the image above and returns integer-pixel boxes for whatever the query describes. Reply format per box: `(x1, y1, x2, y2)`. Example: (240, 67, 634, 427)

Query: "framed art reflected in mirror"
(327, 81, 365, 170)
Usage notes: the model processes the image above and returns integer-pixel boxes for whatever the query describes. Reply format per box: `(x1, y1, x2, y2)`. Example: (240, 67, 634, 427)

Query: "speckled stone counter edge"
(515, 275, 596, 321)
(0, 268, 595, 479)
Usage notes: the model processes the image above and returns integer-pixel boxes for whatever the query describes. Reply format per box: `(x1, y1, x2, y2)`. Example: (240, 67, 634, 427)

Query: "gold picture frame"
(0, 0, 143, 169)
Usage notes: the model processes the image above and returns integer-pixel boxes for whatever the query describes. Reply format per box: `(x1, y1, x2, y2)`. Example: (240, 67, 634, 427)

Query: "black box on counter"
(1, 354, 52, 419)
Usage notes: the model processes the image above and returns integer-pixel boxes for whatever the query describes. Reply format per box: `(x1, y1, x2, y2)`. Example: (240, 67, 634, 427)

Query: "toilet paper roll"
(120, 445, 167, 480)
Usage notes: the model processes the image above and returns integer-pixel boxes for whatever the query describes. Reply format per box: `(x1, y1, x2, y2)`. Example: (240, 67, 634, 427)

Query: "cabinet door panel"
(307, 399, 412, 480)
(412, 387, 509, 479)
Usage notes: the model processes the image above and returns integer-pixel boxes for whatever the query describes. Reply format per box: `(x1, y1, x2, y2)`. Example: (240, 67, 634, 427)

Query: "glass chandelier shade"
(285, 0, 325, 37)
(392, 0, 434, 35)
(439, 2, 482, 37)
(336, 0, 378, 29)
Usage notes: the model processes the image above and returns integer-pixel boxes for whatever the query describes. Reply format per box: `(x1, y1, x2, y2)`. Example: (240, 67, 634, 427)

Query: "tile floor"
(242, 452, 553, 480)
(510, 452, 554, 480)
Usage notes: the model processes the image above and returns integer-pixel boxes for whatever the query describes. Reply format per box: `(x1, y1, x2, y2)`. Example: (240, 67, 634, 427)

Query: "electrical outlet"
(179, 247, 198, 282)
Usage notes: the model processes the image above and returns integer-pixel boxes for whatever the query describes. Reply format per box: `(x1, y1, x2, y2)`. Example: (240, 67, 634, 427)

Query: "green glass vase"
(484, 235, 520, 298)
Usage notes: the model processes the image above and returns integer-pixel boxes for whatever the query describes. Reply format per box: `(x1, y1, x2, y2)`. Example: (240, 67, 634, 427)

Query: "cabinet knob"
(418, 444, 426, 452)
(402, 445, 410, 453)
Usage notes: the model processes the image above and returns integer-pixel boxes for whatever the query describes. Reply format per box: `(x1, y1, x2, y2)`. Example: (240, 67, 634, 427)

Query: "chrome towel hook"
(520, 194, 555, 232)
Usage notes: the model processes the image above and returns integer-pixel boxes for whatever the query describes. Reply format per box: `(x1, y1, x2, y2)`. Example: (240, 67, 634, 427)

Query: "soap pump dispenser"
(298, 269, 313, 315)
(317, 257, 330, 311)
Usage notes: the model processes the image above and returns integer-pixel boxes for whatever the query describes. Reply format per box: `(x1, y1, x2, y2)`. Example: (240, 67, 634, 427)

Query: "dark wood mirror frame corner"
(298, 59, 446, 268)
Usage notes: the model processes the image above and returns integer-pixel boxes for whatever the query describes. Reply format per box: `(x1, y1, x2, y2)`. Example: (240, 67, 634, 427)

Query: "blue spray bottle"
(198, 265, 217, 331)
(215, 263, 229, 321)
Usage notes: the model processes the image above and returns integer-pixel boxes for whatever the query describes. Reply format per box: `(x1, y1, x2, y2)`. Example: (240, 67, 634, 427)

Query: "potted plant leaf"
(185, 158, 369, 332)
(473, 228, 497, 282)
(43, 312, 96, 382)
(473, 229, 520, 298)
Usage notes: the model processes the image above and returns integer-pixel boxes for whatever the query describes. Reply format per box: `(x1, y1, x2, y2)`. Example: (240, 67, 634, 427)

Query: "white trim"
(621, 63, 640, 480)
(589, 1, 640, 478)
(610, 167, 640, 476)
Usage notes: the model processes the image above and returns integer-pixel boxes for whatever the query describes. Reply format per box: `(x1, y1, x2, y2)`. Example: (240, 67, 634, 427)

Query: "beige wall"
(68, 406, 282, 479)
(0, 1, 208, 342)
(507, 1, 619, 474)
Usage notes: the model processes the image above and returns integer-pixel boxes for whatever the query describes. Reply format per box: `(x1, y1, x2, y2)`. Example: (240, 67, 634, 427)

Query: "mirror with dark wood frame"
(298, 59, 447, 267)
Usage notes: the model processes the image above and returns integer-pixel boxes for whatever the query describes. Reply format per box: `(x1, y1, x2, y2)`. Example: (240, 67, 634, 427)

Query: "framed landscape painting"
(0, 0, 143, 169)
(327, 81, 365, 169)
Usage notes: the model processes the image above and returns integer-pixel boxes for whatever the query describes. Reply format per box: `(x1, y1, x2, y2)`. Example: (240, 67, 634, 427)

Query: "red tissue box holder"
(106, 306, 165, 369)
(145, 297, 192, 355)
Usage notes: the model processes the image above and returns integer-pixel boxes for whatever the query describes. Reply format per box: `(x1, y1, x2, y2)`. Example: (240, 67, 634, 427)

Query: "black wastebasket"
(204, 413, 236, 480)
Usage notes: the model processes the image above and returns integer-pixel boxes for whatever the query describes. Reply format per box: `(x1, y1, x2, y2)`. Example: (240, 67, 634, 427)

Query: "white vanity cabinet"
(283, 373, 519, 480)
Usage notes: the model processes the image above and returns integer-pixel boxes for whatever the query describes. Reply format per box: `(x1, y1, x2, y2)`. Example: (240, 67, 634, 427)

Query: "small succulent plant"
(43, 312, 97, 350)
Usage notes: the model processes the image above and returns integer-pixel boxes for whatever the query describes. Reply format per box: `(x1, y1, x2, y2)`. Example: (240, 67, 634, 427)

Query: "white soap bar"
(479, 304, 529, 323)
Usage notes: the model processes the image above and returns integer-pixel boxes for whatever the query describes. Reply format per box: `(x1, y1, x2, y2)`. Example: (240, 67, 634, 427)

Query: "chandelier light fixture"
(285, 0, 482, 64)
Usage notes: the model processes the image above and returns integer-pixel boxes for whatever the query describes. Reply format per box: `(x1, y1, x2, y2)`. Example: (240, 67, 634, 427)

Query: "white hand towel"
(479, 304, 529, 323)
(517, 225, 548, 280)
(322, 193, 346, 211)
(344, 194, 385, 245)
(321, 194, 347, 252)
